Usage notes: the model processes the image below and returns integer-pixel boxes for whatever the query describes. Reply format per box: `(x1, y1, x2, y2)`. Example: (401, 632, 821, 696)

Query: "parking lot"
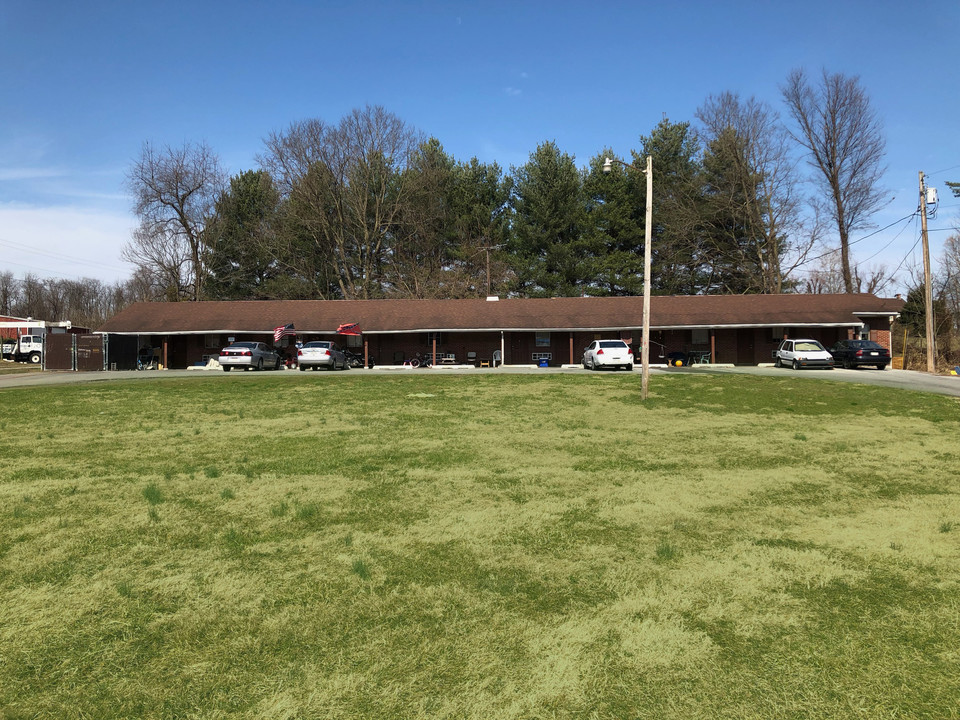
(683, 363, 960, 397)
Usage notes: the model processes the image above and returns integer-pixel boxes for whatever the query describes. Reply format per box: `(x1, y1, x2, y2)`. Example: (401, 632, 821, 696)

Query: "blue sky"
(1, 0, 958, 292)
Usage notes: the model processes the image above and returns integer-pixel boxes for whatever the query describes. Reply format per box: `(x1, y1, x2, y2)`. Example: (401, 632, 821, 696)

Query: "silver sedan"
(219, 342, 282, 371)
(297, 341, 348, 371)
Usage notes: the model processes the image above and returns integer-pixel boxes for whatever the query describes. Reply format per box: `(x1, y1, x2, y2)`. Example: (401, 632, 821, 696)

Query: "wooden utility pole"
(641, 154, 653, 400)
(919, 171, 935, 373)
(478, 245, 501, 297)
(602, 154, 653, 400)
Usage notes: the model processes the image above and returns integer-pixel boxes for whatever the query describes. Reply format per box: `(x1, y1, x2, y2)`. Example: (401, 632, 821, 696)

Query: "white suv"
(582, 340, 634, 371)
(774, 339, 834, 370)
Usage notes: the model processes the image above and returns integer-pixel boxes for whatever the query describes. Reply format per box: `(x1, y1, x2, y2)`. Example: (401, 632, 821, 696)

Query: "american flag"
(336, 322, 362, 336)
(273, 323, 296, 342)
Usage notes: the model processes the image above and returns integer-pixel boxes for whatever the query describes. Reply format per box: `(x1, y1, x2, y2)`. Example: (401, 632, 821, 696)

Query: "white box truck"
(1, 334, 44, 364)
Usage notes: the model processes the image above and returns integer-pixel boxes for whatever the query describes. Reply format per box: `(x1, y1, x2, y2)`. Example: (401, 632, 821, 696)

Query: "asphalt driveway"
(669, 363, 960, 397)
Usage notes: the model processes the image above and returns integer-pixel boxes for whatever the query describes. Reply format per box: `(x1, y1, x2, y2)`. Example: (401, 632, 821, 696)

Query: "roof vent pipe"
(486, 296, 499, 302)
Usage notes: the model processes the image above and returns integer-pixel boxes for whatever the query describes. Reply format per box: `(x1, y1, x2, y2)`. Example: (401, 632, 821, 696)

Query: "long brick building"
(96, 294, 904, 370)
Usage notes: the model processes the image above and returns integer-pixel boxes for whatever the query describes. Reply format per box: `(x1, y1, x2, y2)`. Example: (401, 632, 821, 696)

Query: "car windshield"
(303, 342, 332, 349)
(229, 342, 257, 349)
(796, 341, 825, 352)
(850, 340, 881, 349)
(599, 341, 627, 348)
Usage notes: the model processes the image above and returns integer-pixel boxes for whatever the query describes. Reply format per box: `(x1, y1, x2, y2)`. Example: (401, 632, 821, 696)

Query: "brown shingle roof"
(97, 294, 904, 335)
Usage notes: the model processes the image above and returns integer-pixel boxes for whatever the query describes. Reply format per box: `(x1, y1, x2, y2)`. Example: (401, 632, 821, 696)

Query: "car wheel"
(222, 366, 231, 372)
(876, 364, 885, 370)
(792, 359, 800, 370)
(774, 357, 781, 368)
(275, 358, 282, 370)
(256, 358, 264, 371)
(626, 364, 633, 371)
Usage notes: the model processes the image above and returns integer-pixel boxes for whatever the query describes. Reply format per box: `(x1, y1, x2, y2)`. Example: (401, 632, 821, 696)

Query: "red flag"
(337, 322, 361, 336)
(273, 323, 296, 342)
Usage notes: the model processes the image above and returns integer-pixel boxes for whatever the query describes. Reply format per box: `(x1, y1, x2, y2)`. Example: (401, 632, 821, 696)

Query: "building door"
(737, 329, 755, 364)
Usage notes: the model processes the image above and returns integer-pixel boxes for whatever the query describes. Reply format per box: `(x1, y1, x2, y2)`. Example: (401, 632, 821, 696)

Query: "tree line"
(9, 69, 960, 345)
(121, 69, 899, 306)
(0, 270, 153, 331)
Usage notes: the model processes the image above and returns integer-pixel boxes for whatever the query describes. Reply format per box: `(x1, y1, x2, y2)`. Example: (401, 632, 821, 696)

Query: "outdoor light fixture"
(602, 155, 653, 400)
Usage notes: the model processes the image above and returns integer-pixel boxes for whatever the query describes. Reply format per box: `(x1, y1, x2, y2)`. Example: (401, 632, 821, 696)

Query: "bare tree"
(803, 248, 892, 294)
(938, 233, 960, 332)
(124, 141, 226, 301)
(17, 273, 46, 319)
(259, 106, 424, 299)
(696, 92, 813, 293)
(0, 271, 16, 316)
(782, 69, 888, 293)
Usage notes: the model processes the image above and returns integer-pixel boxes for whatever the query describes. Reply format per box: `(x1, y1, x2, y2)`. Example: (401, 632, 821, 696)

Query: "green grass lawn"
(1, 373, 959, 719)
(0, 363, 41, 376)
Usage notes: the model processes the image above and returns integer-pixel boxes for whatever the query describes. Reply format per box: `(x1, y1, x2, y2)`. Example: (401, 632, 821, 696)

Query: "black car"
(829, 339, 891, 370)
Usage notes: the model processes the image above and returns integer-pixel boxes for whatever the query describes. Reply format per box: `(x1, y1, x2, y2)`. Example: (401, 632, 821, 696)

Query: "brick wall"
(871, 329, 892, 351)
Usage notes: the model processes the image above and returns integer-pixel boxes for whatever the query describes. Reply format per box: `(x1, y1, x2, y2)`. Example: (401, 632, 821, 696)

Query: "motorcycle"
(344, 350, 365, 368)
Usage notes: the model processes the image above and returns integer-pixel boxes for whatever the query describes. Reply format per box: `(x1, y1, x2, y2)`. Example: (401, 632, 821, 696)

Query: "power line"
(0, 236, 130, 274)
(858, 216, 915, 264)
(889, 228, 923, 278)
(0, 257, 127, 282)
(925, 164, 960, 177)
(796, 211, 919, 270)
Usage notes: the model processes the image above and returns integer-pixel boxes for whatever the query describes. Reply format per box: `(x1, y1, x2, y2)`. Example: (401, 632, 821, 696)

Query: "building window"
(535, 332, 551, 347)
(691, 328, 708, 345)
(205, 334, 220, 348)
(770, 326, 785, 341)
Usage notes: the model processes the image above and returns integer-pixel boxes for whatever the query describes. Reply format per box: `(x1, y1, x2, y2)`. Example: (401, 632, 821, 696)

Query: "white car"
(774, 338, 834, 370)
(219, 341, 282, 371)
(297, 341, 348, 371)
(582, 340, 634, 371)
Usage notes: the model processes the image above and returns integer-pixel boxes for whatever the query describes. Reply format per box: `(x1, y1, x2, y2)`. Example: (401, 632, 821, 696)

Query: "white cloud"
(505, 87, 522, 97)
(0, 203, 137, 282)
(0, 167, 66, 181)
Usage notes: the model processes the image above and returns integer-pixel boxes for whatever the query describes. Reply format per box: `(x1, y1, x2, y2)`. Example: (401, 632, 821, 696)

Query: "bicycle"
(404, 352, 433, 368)
(137, 347, 158, 370)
